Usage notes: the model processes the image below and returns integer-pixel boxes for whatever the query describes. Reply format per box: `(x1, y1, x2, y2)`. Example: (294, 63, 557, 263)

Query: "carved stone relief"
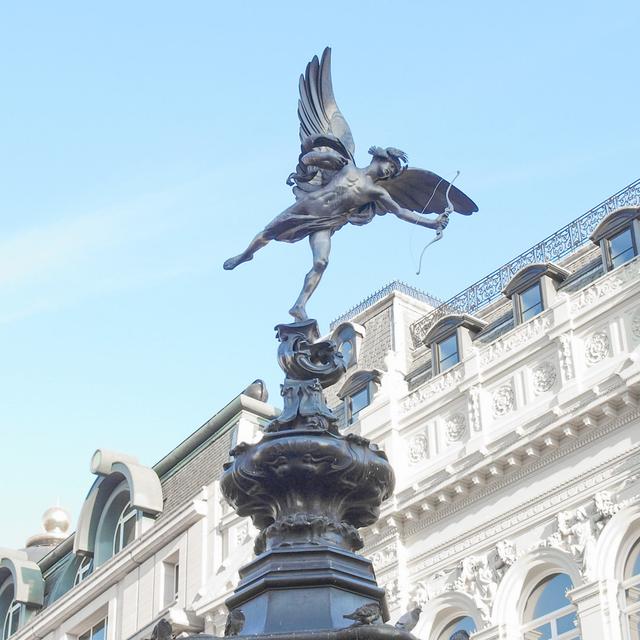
(631, 308, 640, 339)
(445, 414, 467, 442)
(492, 384, 515, 418)
(544, 490, 625, 575)
(480, 315, 551, 366)
(417, 540, 517, 622)
(532, 362, 557, 395)
(584, 331, 610, 365)
(558, 334, 575, 381)
(468, 386, 482, 432)
(408, 433, 429, 464)
(401, 366, 463, 414)
(371, 543, 398, 570)
(384, 578, 402, 608)
(571, 258, 640, 312)
(409, 581, 429, 607)
(235, 522, 251, 545)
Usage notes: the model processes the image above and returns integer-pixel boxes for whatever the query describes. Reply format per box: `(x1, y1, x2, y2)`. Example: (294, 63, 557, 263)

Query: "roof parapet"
(411, 178, 640, 346)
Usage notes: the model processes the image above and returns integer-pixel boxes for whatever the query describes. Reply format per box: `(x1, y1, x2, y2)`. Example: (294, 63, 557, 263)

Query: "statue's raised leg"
(223, 232, 270, 270)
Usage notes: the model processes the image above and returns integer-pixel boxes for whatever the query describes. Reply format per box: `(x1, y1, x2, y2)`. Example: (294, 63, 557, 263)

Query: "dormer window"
(2, 601, 20, 640)
(518, 282, 544, 322)
(608, 227, 636, 269)
(503, 263, 569, 326)
(424, 314, 486, 376)
(347, 386, 370, 425)
(337, 370, 380, 425)
(590, 206, 640, 272)
(436, 333, 459, 373)
(331, 322, 365, 370)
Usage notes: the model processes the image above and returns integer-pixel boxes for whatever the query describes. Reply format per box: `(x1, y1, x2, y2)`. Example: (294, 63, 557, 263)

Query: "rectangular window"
(609, 227, 636, 269)
(348, 386, 370, 424)
(519, 282, 544, 322)
(436, 333, 459, 373)
(79, 619, 107, 640)
(163, 560, 180, 607)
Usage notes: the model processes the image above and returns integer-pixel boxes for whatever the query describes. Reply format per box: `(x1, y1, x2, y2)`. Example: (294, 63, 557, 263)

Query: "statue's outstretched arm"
(376, 192, 444, 229)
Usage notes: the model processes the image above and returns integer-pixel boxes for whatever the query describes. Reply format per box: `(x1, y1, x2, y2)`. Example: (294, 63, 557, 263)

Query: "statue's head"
(449, 631, 470, 640)
(368, 146, 408, 179)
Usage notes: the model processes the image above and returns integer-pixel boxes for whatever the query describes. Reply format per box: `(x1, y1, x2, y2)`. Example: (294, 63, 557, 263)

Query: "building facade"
(2, 179, 640, 640)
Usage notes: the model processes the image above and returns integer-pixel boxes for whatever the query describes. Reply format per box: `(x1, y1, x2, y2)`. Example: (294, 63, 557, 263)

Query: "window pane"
(122, 514, 135, 548)
(525, 623, 551, 640)
(439, 616, 476, 639)
(163, 561, 179, 606)
(628, 611, 640, 640)
(92, 620, 106, 640)
(438, 334, 459, 372)
(557, 611, 578, 633)
(625, 539, 640, 578)
(520, 283, 543, 322)
(610, 228, 636, 268)
(340, 341, 354, 368)
(627, 584, 640, 607)
(530, 574, 574, 619)
(350, 387, 370, 419)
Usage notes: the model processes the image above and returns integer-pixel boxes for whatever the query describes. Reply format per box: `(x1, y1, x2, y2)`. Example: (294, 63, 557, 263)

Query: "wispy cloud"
(0, 184, 200, 323)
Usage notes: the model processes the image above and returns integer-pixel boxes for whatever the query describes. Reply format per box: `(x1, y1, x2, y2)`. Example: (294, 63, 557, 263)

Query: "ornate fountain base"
(218, 320, 396, 637)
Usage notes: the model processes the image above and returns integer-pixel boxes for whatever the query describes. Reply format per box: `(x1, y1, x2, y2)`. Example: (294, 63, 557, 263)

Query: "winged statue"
(224, 47, 478, 321)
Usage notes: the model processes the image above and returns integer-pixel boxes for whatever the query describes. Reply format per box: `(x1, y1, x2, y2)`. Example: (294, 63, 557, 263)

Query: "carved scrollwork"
(221, 431, 395, 553)
(254, 513, 364, 555)
(275, 320, 345, 386)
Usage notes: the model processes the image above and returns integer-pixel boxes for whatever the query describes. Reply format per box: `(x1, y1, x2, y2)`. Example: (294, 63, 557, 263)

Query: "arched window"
(94, 483, 139, 566)
(2, 601, 20, 640)
(623, 538, 640, 639)
(437, 615, 476, 639)
(113, 502, 136, 555)
(332, 322, 364, 370)
(521, 573, 580, 639)
(73, 556, 94, 586)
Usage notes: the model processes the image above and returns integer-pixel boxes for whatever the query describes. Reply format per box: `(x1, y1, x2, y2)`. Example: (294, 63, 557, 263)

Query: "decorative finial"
(26, 505, 71, 548)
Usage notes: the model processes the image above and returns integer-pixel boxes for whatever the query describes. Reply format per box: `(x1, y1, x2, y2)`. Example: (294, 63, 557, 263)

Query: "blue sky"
(1, 1, 639, 548)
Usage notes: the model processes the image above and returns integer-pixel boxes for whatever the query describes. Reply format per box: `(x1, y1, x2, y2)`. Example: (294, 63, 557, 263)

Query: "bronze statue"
(224, 48, 477, 321)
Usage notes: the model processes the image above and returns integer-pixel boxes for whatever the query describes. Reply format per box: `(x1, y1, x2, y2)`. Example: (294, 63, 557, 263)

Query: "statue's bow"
(416, 171, 460, 276)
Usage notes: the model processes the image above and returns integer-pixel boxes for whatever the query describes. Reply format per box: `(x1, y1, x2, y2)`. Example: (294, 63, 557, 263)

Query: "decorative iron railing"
(330, 280, 442, 329)
(410, 178, 640, 346)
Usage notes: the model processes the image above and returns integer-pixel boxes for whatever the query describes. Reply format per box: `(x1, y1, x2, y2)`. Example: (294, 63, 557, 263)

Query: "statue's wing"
(298, 48, 355, 157)
(381, 168, 478, 215)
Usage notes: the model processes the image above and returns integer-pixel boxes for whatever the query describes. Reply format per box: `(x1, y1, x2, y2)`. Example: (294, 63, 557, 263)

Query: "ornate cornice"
(401, 408, 640, 575)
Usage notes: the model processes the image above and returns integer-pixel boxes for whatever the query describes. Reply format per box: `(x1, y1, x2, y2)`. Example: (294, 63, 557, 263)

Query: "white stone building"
(2, 178, 640, 640)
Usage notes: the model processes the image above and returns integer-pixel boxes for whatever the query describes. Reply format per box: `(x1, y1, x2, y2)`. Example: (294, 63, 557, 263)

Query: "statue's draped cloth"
(263, 206, 375, 243)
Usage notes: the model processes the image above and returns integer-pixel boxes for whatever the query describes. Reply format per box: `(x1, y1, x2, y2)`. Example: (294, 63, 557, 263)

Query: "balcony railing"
(410, 178, 640, 346)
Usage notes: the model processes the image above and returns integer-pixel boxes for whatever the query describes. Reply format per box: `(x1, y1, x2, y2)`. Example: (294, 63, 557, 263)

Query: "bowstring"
(415, 170, 460, 276)
(408, 177, 443, 272)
